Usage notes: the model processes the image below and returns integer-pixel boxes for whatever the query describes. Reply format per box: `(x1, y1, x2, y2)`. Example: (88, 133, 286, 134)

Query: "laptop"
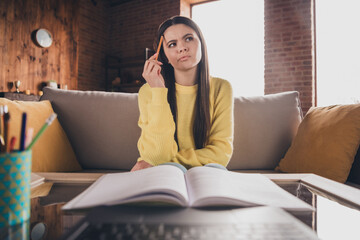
(60, 205, 319, 240)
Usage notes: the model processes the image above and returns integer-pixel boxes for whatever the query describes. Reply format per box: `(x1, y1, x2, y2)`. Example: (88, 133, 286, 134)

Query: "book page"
(63, 165, 188, 210)
(185, 167, 313, 211)
(31, 172, 45, 189)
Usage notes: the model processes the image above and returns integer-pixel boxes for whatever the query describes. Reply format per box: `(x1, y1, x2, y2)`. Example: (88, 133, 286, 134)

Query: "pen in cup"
(20, 112, 27, 151)
(4, 106, 10, 153)
(9, 136, 16, 152)
(25, 128, 34, 149)
(0, 106, 4, 149)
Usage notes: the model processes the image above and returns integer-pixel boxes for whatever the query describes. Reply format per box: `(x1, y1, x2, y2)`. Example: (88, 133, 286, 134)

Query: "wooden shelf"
(110, 83, 144, 93)
(105, 55, 145, 92)
(0, 92, 40, 101)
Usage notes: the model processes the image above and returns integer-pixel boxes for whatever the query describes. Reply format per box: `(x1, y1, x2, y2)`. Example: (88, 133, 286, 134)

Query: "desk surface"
(26, 173, 360, 239)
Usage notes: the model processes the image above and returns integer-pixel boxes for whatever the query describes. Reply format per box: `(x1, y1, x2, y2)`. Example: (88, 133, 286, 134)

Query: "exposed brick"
(265, 0, 314, 114)
(76, 0, 181, 90)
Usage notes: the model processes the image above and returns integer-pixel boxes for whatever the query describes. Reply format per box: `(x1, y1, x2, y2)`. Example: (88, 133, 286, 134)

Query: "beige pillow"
(41, 87, 140, 170)
(277, 104, 360, 183)
(227, 91, 302, 170)
(0, 99, 81, 172)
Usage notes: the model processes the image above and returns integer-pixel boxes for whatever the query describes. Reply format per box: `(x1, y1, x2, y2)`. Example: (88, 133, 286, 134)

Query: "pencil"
(0, 106, 3, 136)
(20, 112, 27, 151)
(0, 106, 3, 151)
(26, 113, 57, 150)
(9, 136, 16, 152)
(25, 127, 34, 149)
(4, 107, 10, 153)
(155, 35, 163, 61)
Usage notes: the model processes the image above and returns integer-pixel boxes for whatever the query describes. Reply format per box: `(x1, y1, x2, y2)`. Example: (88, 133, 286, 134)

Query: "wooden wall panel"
(0, 0, 79, 95)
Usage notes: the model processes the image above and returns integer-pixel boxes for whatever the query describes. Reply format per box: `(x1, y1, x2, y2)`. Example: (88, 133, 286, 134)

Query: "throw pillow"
(276, 104, 360, 183)
(40, 87, 140, 170)
(0, 99, 81, 172)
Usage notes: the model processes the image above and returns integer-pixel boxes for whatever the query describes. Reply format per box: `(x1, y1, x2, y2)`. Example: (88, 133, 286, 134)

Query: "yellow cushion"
(276, 104, 360, 183)
(0, 99, 81, 172)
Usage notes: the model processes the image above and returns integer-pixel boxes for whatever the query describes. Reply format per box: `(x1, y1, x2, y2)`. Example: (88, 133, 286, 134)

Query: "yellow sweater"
(137, 77, 233, 168)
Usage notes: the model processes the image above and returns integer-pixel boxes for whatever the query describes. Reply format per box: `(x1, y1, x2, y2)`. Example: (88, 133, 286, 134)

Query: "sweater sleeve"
(137, 84, 179, 166)
(171, 79, 234, 168)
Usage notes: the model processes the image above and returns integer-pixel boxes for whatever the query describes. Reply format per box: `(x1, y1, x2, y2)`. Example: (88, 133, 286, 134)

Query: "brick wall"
(77, 0, 181, 90)
(264, 0, 315, 114)
(108, 0, 180, 85)
(78, 0, 109, 90)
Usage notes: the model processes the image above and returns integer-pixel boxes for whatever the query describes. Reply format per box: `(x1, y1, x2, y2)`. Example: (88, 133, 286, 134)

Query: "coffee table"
(7, 172, 360, 239)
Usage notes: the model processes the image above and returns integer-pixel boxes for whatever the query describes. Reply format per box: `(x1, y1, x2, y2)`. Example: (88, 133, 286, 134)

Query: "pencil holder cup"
(0, 150, 32, 228)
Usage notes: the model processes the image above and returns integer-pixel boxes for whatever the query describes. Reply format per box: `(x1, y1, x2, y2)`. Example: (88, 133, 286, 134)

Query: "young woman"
(131, 16, 233, 172)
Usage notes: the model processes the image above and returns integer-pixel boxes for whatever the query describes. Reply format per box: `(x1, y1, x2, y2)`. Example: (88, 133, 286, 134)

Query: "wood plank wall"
(0, 0, 79, 95)
(0, 0, 182, 94)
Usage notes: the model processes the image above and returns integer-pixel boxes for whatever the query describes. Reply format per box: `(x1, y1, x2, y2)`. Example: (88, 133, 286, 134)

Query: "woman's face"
(162, 24, 202, 72)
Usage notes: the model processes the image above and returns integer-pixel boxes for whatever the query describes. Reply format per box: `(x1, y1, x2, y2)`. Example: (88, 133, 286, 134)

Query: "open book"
(62, 165, 312, 211)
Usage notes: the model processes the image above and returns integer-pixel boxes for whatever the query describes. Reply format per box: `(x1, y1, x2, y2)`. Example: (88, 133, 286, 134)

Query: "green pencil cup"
(0, 150, 32, 229)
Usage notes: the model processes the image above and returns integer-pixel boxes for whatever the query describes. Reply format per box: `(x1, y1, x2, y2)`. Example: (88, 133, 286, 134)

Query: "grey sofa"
(40, 87, 360, 186)
(41, 87, 301, 171)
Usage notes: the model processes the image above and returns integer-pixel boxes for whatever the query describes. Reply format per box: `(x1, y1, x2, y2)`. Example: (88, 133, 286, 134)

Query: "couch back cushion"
(41, 88, 301, 170)
(41, 87, 140, 170)
(227, 91, 302, 170)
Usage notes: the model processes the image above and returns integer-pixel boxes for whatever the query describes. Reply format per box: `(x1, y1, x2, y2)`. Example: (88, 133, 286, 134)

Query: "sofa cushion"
(41, 87, 140, 170)
(0, 98, 81, 172)
(276, 104, 360, 183)
(227, 91, 302, 170)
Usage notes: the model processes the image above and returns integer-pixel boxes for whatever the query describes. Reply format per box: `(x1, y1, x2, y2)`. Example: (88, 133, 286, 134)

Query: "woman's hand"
(142, 53, 165, 88)
(131, 160, 153, 172)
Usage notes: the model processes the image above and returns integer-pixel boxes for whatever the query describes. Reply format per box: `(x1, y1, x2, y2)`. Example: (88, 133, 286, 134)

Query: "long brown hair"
(156, 16, 210, 149)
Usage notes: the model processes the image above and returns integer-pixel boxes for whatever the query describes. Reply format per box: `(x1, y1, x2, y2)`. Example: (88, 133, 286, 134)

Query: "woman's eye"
(185, 37, 193, 42)
(168, 42, 176, 48)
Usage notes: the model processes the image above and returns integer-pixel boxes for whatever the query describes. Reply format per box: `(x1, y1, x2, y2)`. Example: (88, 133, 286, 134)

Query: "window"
(316, 0, 360, 106)
(192, 0, 264, 97)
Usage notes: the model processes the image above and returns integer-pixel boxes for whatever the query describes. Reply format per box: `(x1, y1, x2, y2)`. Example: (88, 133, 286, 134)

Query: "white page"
(31, 172, 45, 188)
(63, 165, 188, 210)
(185, 167, 313, 211)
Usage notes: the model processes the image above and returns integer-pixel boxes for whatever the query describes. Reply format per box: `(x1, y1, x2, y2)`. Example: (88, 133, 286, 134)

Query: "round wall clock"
(34, 29, 53, 48)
